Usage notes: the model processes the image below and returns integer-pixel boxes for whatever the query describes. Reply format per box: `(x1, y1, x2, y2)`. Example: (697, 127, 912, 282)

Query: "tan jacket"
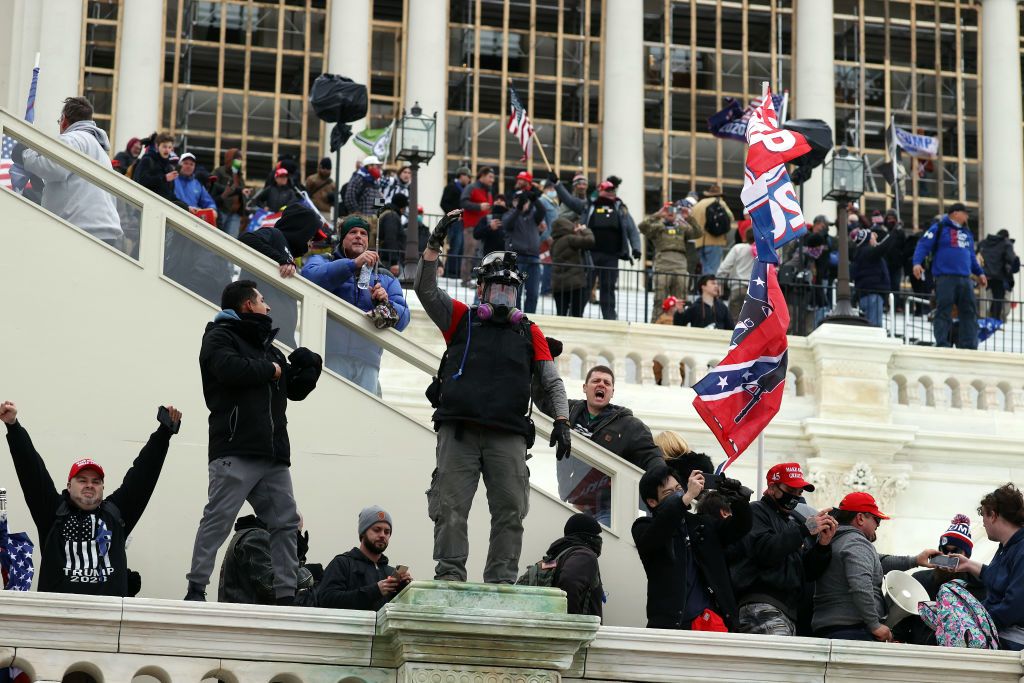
(690, 196, 735, 248)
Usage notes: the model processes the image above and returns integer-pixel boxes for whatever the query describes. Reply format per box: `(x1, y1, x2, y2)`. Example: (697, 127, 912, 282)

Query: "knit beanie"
(358, 505, 393, 537)
(339, 215, 370, 238)
(564, 513, 601, 537)
(939, 513, 973, 557)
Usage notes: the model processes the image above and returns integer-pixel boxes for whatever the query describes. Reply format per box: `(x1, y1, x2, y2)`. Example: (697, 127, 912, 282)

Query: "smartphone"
(930, 555, 960, 570)
(393, 564, 408, 576)
(157, 406, 180, 434)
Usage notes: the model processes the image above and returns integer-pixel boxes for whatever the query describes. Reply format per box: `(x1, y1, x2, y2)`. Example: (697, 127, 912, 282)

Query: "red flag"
(691, 262, 790, 467)
(744, 84, 811, 177)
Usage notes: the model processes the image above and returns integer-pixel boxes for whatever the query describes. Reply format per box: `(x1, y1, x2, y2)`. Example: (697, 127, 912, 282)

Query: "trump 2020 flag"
(692, 261, 790, 467)
(741, 83, 811, 264)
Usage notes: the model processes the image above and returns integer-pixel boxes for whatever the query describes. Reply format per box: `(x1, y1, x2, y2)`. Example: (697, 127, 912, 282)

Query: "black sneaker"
(184, 582, 207, 601)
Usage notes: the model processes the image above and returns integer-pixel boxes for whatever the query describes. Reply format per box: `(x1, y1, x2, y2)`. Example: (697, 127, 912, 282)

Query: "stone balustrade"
(3, 585, 1023, 683)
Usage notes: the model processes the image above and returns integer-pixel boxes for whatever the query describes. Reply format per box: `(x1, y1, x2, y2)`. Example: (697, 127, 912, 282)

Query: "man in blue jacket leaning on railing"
(302, 215, 410, 396)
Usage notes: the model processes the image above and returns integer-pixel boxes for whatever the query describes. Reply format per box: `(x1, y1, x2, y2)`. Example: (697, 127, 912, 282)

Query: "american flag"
(1, 64, 39, 193)
(0, 515, 35, 591)
(507, 85, 535, 161)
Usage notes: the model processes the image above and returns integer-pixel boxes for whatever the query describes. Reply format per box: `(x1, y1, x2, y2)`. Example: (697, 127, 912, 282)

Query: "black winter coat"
(565, 399, 665, 472)
(544, 533, 604, 619)
(134, 148, 176, 201)
(199, 312, 321, 465)
(239, 227, 293, 266)
(851, 233, 895, 293)
(979, 234, 1018, 282)
(297, 547, 398, 610)
(729, 496, 832, 620)
(632, 492, 752, 629)
(440, 180, 464, 214)
(5, 420, 172, 596)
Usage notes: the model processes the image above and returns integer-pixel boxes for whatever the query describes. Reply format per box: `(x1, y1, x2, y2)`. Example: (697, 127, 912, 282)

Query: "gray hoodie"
(812, 525, 915, 633)
(21, 120, 123, 241)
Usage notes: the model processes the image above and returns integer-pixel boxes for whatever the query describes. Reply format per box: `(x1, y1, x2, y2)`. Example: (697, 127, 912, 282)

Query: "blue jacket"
(912, 215, 984, 278)
(174, 174, 217, 210)
(981, 528, 1024, 630)
(301, 254, 411, 367)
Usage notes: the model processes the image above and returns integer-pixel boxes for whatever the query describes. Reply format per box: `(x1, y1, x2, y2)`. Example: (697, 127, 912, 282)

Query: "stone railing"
(3, 584, 1023, 683)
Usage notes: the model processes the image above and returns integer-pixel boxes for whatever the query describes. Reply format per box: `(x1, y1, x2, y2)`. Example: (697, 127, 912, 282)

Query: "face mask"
(776, 490, 800, 511)
(231, 159, 241, 173)
(545, 190, 557, 199)
(367, 166, 382, 180)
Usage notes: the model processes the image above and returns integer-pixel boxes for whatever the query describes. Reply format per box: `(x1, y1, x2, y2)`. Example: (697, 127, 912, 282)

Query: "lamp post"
(395, 101, 437, 285)
(821, 147, 869, 325)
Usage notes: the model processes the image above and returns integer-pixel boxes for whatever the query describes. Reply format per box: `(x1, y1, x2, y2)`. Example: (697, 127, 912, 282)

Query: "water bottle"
(0, 487, 7, 524)
(357, 264, 372, 290)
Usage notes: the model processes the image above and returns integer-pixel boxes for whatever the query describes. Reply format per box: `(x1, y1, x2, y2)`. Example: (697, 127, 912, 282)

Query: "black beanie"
(274, 203, 323, 257)
(564, 513, 601, 537)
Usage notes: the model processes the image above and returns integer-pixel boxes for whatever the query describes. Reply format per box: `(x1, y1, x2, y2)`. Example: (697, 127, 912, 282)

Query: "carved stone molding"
(805, 460, 910, 514)
(399, 663, 559, 683)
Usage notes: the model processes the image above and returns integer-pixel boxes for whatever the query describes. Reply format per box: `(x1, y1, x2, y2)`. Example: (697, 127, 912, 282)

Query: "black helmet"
(473, 251, 525, 287)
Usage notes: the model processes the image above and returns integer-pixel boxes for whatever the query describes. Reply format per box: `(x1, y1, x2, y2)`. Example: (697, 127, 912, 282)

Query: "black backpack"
(704, 199, 731, 237)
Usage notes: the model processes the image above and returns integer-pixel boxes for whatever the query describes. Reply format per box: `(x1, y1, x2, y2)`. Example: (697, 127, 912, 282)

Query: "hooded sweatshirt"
(542, 532, 604, 619)
(812, 525, 915, 633)
(21, 120, 123, 240)
(912, 215, 984, 278)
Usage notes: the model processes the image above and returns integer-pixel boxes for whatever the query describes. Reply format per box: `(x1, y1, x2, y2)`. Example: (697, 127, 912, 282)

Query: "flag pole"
(756, 433, 765, 492)
(891, 114, 900, 218)
(531, 132, 553, 173)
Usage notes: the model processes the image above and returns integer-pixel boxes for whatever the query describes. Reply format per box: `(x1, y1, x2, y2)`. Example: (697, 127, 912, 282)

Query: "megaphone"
(883, 570, 930, 628)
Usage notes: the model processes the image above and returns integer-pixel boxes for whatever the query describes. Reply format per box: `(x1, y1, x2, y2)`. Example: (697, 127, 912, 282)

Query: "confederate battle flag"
(691, 260, 790, 468)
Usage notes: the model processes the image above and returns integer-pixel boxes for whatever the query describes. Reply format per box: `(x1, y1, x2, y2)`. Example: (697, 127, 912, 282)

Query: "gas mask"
(473, 251, 525, 324)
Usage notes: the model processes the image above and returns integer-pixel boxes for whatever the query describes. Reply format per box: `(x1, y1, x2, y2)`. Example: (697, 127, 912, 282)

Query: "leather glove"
(427, 210, 462, 251)
(297, 530, 309, 563)
(550, 418, 572, 461)
(289, 347, 322, 370)
(547, 172, 559, 185)
(632, 249, 642, 260)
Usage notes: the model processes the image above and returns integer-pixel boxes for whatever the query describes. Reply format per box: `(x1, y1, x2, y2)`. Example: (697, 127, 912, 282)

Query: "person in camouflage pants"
(639, 202, 703, 320)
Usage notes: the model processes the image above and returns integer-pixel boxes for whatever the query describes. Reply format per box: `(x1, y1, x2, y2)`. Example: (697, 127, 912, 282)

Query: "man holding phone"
(812, 492, 939, 642)
(730, 463, 838, 637)
(1, 400, 181, 596)
(297, 505, 411, 610)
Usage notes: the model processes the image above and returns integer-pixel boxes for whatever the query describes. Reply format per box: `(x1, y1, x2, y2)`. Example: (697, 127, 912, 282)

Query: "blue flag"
(0, 515, 34, 591)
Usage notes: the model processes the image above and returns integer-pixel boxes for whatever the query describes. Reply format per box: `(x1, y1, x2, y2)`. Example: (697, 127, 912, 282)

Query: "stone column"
(326, 0, 371, 195)
(600, 0, 645, 220)
(30, 0, 82, 133)
(981, 0, 1024, 246)
(405, 0, 448, 215)
(793, 0, 836, 223)
(114, 0, 163, 147)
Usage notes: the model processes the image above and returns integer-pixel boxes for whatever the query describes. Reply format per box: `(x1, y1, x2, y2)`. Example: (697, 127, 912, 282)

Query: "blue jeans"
(540, 263, 552, 295)
(934, 275, 978, 349)
(859, 293, 884, 327)
(699, 245, 723, 275)
(221, 213, 241, 238)
(445, 220, 464, 278)
(325, 354, 382, 397)
(516, 256, 541, 314)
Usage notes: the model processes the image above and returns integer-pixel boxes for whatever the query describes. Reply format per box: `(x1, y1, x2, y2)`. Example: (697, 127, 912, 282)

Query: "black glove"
(297, 530, 309, 563)
(126, 569, 142, 598)
(550, 418, 572, 460)
(10, 143, 25, 166)
(427, 210, 461, 251)
(547, 172, 559, 185)
(632, 249, 642, 260)
(289, 347, 322, 370)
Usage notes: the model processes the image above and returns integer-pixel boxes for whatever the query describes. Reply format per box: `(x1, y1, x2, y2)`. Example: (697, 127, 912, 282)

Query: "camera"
(373, 197, 386, 208)
(703, 473, 753, 502)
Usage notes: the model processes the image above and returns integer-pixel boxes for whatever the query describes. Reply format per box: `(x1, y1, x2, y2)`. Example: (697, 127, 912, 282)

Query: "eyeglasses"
(871, 515, 883, 527)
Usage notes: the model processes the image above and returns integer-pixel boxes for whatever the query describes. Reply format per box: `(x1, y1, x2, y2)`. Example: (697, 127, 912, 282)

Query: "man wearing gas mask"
(729, 462, 838, 636)
(415, 210, 572, 583)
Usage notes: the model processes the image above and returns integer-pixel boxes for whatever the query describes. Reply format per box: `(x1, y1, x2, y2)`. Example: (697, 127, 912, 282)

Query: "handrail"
(0, 107, 644, 538)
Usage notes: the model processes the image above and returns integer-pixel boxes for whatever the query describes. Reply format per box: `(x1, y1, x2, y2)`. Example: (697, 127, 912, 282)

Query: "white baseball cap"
(362, 155, 382, 166)
(179, 152, 196, 163)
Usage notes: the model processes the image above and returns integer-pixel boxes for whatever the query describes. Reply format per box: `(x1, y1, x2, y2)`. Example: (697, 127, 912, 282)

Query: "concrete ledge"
(825, 640, 1022, 683)
(120, 598, 376, 666)
(0, 591, 122, 653)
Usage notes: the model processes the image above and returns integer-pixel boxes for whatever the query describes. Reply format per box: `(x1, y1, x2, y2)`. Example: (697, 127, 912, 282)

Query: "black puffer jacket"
(5, 419, 173, 596)
(729, 495, 832, 620)
(979, 233, 1018, 282)
(296, 547, 398, 610)
(133, 147, 176, 201)
(543, 532, 604, 619)
(632, 492, 752, 630)
(199, 311, 321, 465)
